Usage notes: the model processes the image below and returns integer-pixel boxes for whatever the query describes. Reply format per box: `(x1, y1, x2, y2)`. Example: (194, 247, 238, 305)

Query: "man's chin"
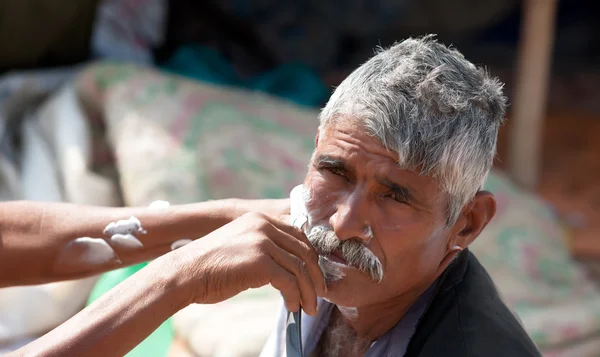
(320, 276, 366, 308)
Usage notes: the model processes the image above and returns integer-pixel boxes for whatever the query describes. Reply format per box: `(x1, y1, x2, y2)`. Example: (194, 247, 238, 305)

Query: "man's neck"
(316, 308, 371, 357)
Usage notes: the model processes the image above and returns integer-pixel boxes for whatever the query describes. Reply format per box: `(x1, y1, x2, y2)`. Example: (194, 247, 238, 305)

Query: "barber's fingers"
(268, 226, 325, 302)
(257, 211, 306, 240)
(263, 236, 317, 315)
(232, 212, 322, 314)
(257, 214, 326, 296)
(267, 242, 318, 316)
(267, 261, 302, 313)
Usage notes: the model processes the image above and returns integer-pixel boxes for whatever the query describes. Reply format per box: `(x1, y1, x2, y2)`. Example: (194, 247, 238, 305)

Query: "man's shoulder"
(407, 251, 542, 357)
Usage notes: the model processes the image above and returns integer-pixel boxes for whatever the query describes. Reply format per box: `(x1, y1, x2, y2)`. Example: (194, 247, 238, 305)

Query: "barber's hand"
(170, 212, 324, 316)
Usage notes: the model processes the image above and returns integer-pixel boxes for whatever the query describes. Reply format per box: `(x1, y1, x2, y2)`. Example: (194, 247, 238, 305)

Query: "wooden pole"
(509, 0, 558, 190)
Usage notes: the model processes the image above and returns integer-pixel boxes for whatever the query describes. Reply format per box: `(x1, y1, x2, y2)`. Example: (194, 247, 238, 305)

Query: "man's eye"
(326, 167, 346, 177)
(385, 192, 408, 204)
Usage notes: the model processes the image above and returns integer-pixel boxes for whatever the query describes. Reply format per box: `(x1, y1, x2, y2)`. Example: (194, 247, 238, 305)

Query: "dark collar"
(435, 247, 469, 294)
(404, 248, 470, 356)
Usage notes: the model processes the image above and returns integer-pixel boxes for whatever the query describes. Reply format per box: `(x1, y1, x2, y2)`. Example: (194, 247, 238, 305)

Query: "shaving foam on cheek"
(289, 185, 308, 231)
(289, 185, 346, 287)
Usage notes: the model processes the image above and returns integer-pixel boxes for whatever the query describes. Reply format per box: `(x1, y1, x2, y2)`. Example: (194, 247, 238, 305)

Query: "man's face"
(303, 119, 457, 308)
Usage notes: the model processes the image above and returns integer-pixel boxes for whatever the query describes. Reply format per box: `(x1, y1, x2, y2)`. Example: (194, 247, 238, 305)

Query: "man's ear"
(436, 191, 496, 273)
(452, 191, 496, 248)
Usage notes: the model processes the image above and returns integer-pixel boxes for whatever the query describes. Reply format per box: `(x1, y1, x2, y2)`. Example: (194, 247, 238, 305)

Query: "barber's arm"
(0, 198, 289, 287)
(9, 212, 324, 357)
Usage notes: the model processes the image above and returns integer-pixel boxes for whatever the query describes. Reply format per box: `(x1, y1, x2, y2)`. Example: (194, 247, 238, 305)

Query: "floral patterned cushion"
(77, 62, 600, 357)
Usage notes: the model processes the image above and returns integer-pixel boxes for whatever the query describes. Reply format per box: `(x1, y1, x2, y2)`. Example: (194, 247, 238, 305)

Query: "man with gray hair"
(259, 35, 541, 357)
(1, 36, 540, 357)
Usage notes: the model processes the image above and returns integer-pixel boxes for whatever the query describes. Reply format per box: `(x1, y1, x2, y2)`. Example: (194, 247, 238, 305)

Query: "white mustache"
(307, 224, 384, 283)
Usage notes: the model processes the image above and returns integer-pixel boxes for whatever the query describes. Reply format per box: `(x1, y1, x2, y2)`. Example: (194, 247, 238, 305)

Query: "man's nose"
(329, 191, 371, 243)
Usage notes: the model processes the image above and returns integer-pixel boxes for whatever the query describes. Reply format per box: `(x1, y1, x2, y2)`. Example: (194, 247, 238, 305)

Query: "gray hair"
(318, 35, 507, 225)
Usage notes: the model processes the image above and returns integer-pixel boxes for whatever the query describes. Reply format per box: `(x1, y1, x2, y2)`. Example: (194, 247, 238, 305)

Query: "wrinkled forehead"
(318, 118, 398, 159)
